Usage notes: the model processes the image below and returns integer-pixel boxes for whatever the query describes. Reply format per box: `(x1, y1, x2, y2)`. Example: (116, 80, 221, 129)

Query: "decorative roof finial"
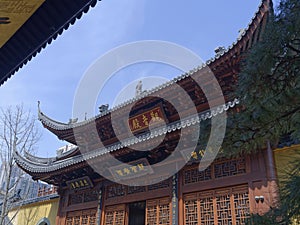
(214, 46, 226, 57)
(238, 28, 246, 38)
(99, 104, 109, 114)
(68, 118, 78, 124)
(135, 80, 143, 97)
(38, 101, 41, 112)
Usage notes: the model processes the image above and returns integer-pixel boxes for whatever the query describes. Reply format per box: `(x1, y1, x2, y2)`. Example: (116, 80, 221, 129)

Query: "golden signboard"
(0, 0, 45, 48)
(109, 158, 153, 181)
(66, 176, 93, 191)
(180, 148, 205, 162)
(128, 106, 166, 133)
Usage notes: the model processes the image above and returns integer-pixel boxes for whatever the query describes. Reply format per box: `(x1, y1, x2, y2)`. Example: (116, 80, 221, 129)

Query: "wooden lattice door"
(146, 197, 171, 225)
(104, 204, 126, 225)
(65, 209, 97, 225)
(184, 185, 250, 225)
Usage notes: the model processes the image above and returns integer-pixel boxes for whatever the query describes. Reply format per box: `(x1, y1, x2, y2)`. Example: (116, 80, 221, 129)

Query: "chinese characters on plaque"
(66, 176, 93, 190)
(109, 158, 153, 181)
(180, 148, 206, 162)
(128, 106, 166, 133)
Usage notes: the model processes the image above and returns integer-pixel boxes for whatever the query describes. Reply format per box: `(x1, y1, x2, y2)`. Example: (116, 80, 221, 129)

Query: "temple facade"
(14, 1, 279, 225)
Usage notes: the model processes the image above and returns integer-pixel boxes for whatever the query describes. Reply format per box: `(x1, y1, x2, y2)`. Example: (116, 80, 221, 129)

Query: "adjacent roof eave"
(0, 0, 101, 86)
(24, 145, 79, 164)
(16, 99, 240, 174)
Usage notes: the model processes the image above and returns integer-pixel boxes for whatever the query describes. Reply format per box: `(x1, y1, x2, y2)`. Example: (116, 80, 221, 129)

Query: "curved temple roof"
(15, 98, 240, 174)
(15, 0, 273, 179)
(37, 0, 272, 134)
(23, 145, 78, 164)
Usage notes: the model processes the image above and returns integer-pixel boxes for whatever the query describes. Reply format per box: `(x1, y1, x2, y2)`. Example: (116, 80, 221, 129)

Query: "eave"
(15, 99, 240, 180)
(0, 0, 101, 86)
(37, 0, 273, 143)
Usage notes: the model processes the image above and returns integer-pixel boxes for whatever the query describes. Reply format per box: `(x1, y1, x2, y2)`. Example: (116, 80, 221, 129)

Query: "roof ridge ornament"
(68, 118, 78, 124)
(15, 99, 240, 174)
(214, 46, 226, 57)
(238, 28, 246, 38)
(37, 100, 41, 113)
(135, 80, 143, 97)
(99, 104, 109, 114)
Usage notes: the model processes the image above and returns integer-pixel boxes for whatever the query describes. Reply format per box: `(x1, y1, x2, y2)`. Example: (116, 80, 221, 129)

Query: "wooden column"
(97, 187, 103, 225)
(56, 189, 67, 225)
(266, 141, 280, 208)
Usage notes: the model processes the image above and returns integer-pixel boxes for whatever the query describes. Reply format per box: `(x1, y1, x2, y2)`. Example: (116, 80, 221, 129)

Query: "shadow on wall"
(8, 198, 59, 225)
(23, 206, 39, 225)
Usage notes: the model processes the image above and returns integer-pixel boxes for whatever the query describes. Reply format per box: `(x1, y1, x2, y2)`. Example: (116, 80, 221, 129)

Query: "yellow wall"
(274, 144, 300, 186)
(8, 197, 59, 225)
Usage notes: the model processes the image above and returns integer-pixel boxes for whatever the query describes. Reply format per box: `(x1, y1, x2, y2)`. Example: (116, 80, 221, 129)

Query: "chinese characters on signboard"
(109, 158, 153, 181)
(180, 148, 206, 162)
(128, 106, 166, 133)
(66, 176, 93, 190)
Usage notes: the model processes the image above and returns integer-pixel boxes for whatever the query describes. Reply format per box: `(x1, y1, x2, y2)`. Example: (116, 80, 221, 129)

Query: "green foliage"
(279, 155, 300, 223)
(223, 0, 300, 155)
(246, 210, 284, 225)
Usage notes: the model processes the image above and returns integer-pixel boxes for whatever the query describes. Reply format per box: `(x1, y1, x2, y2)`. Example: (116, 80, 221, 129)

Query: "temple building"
(14, 1, 284, 225)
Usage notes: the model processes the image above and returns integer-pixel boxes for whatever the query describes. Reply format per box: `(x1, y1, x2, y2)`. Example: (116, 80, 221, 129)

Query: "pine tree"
(224, 0, 300, 155)
(224, 0, 300, 223)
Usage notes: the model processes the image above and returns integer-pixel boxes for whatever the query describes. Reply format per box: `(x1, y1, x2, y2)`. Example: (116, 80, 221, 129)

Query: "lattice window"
(69, 193, 83, 205)
(216, 190, 232, 225)
(66, 209, 97, 225)
(147, 200, 157, 225)
(148, 179, 170, 191)
(105, 179, 171, 201)
(183, 185, 250, 225)
(184, 166, 212, 184)
(106, 184, 126, 199)
(183, 158, 247, 186)
(104, 211, 114, 225)
(83, 190, 98, 202)
(83, 209, 97, 225)
(184, 194, 198, 225)
(127, 185, 146, 194)
(104, 205, 125, 225)
(233, 187, 250, 225)
(214, 158, 246, 178)
(114, 210, 125, 225)
(74, 216, 80, 225)
(146, 198, 170, 225)
(159, 199, 170, 225)
(81, 214, 88, 225)
(66, 217, 73, 225)
(199, 192, 214, 225)
(89, 214, 96, 225)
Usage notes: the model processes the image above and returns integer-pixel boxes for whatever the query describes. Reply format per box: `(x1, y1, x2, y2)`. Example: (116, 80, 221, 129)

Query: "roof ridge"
(37, 0, 271, 131)
(17, 99, 240, 173)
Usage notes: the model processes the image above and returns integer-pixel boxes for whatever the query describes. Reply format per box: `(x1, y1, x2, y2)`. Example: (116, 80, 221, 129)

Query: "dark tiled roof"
(0, 0, 100, 86)
(37, 0, 272, 136)
(10, 193, 59, 208)
(16, 99, 240, 174)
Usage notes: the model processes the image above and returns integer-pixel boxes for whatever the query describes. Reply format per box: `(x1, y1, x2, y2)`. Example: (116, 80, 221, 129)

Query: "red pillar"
(265, 141, 280, 208)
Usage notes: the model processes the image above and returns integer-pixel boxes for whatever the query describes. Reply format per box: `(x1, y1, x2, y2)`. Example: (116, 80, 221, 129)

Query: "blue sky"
(0, 0, 280, 157)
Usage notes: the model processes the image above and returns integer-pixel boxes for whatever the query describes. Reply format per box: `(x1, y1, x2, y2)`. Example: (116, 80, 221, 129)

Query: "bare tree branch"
(0, 105, 40, 225)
